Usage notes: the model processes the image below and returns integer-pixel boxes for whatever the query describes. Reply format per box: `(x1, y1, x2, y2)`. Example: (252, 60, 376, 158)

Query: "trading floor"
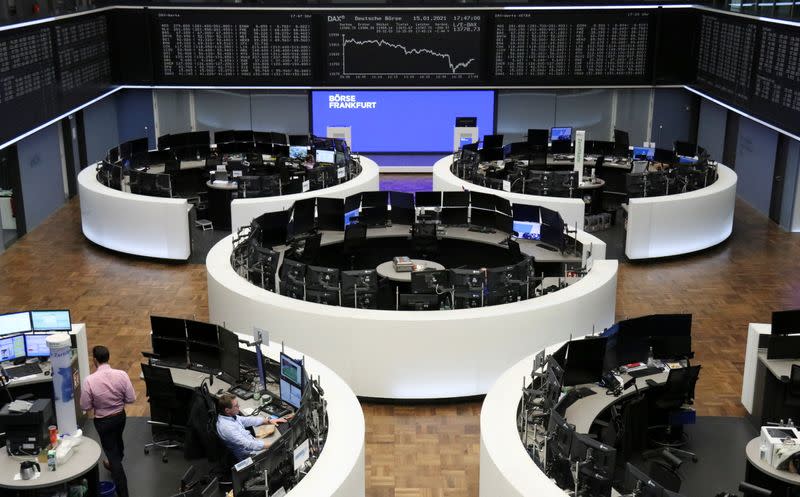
(0, 176, 796, 495)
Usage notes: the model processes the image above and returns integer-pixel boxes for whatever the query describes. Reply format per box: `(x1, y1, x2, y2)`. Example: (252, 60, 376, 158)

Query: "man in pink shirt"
(80, 345, 135, 497)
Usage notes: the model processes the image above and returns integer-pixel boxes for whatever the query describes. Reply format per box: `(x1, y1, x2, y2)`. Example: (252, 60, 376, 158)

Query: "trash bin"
(98, 480, 116, 497)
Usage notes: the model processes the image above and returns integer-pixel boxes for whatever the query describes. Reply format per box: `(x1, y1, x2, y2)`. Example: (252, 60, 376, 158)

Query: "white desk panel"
(230, 155, 380, 233)
(207, 236, 617, 399)
(78, 166, 191, 260)
(625, 164, 737, 259)
(431, 155, 587, 230)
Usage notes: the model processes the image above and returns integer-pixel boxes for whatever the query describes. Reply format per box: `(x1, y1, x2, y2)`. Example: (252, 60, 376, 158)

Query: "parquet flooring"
(0, 192, 797, 496)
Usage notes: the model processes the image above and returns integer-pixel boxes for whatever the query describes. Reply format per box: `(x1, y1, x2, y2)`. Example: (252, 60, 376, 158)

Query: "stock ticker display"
(153, 10, 315, 83)
(492, 10, 653, 84)
(324, 13, 483, 84)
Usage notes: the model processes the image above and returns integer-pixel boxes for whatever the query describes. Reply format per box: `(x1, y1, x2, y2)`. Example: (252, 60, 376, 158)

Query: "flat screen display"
(0, 335, 25, 362)
(25, 334, 51, 358)
(30, 310, 71, 331)
(312, 90, 494, 153)
(315, 149, 335, 163)
(0, 312, 32, 336)
(513, 221, 541, 240)
(280, 352, 303, 386)
(290, 146, 309, 160)
(280, 377, 302, 409)
(550, 127, 572, 142)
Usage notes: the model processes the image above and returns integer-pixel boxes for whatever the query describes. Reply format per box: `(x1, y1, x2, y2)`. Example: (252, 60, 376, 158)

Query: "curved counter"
(78, 166, 192, 260)
(432, 155, 587, 230)
(230, 155, 380, 232)
(207, 235, 617, 399)
(625, 164, 737, 259)
(259, 340, 365, 497)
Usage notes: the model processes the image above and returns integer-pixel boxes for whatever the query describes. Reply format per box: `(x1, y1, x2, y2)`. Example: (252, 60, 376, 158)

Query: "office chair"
(343, 223, 368, 269)
(782, 364, 800, 408)
(646, 365, 701, 462)
(142, 363, 186, 463)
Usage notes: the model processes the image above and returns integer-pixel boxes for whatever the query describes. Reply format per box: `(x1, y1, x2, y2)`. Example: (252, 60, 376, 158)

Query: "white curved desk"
(624, 164, 737, 259)
(230, 155, 381, 232)
(207, 233, 617, 399)
(432, 155, 587, 230)
(78, 166, 192, 260)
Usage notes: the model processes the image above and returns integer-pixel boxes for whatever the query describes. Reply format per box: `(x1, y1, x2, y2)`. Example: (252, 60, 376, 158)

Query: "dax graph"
(325, 13, 483, 83)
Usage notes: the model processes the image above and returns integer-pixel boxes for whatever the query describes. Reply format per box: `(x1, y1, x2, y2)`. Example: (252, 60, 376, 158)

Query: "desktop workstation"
(207, 190, 616, 399)
(481, 313, 708, 497)
(145, 316, 364, 497)
(78, 132, 378, 260)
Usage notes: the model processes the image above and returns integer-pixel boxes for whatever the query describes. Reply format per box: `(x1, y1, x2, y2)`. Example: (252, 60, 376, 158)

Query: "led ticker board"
(492, 10, 654, 85)
(324, 13, 484, 84)
(153, 10, 315, 83)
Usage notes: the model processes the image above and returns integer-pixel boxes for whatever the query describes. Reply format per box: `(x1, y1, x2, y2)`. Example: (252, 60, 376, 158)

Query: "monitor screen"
(344, 208, 360, 227)
(415, 191, 441, 208)
(317, 197, 345, 231)
(513, 221, 541, 240)
(280, 377, 302, 409)
(362, 191, 388, 209)
(185, 320, 219, 346)
(674, 141, 697, 157)
(218, 327, 240, 382)
(470, 191, 495, 211)
(312, 90, 494, 153)
(280, 352, 304, 386)
(29, 310, 71, 332)
(0, 312, 32, 336)
(470, 208, 495, 229)
(150, 315, 186, 340)
(255, 210, 290, 247)
(289, 145, 309, 160)
(291, 198, 316, 236)
(632, 147, 655, 161)
(25, 333, 51, 358)
(482, 134, 504, 149)
(0, 335, 25, 362)
(563, 337, 608, 386)
(443, 191, 469, 207)
(188, 341, 221, 371)
(411, 270, 451, 294)
(315, 149, 335, 164)
(152, 337, 187, 364)
(773, 310, 800, 335)
(550, 127, 572, 142)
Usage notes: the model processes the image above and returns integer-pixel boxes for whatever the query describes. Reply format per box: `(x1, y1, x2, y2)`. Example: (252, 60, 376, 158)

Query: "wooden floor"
(0, 194, 798, 496)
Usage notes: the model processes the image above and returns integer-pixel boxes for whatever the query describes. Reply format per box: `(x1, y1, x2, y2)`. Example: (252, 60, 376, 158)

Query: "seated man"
(216, 393, 287, 462)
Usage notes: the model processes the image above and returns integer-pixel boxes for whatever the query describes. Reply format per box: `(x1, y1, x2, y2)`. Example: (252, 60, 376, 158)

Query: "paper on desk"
(14, 471, 41, 481)
(254, 424, 275, 438)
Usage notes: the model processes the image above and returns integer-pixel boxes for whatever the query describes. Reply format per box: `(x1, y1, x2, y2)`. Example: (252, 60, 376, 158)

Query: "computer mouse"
(44, 371, 51, 376)
(217, 388, 225, 395)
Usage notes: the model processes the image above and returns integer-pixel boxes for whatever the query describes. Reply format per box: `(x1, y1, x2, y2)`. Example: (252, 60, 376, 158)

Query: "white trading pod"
(46, 333, 77, 435)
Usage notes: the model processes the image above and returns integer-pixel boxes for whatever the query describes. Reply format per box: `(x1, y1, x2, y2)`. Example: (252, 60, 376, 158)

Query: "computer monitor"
(470, 208, 496, 230)
(443, 191, 469, 207)
(440, 207, 468, 226)
(644, 314, 693, 337)
(188, 341, 221, 371)
(550, 343, 568, 372)
(255, 210, 290, 247)
(495, 213, 513, 234)
(344, 208, 360, 227)
(398, 293, 439, 311)
(185, 320, 219, 346)
(767, 335, 800, 360)
(613, 129, 630, 155)
(341, 269, 378, 294)
(305, 266, 340, 291)
(0, 312, 31, 336)
(623, 463, 665, 497)
(563, 337, 607, 386)
(653, 148, 675, 164)
(415, 191, 441, 208)
(280, 352, 304, 387)
(512, 203, 540, 223)
(316, 197, 345, 231)
(609, 320, 651, 368)
(486, 265, 516, 290)
(411, 270, 450, 294)
(527, 129, 549, 151)
(0, 335, 25, 362)
(548, 409, 575, 458)
(550, 127, 572, 143)
(513, 220, 541, 240)
(315, 149, 335, 164)
(289, 134, 310, 146)
(772, 310, 800, 335)
(24, 334, 51, 358)
(291, 198, 316, 237)
(674, 141, 697, 158)
(289, 145, 309, 160)
(632, 146, 655, 161)
(585, 140, 616, 157)
(280, 377, 302, 409)
(29, 310, 71, 332)
(649, 335, 692, 361)
(150, 315, 186, 341)
(218, 327, 240, 383)
(151, 337, 187, 364)
(470, 191, 495, 211)
(570, 432, 617, 476)
(450, 268, 484, 289)
(362, 191, 388, 209)
(482, 134, 504, 149)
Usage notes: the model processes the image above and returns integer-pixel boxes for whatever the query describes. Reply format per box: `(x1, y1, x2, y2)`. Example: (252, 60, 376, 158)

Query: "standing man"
(80, 345, 135, 497)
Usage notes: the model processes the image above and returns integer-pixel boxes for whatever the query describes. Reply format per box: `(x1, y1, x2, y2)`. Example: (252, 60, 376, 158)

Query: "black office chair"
(646, 365, 701, 462)
(142, 363, 186, 463)
(783, 364, 800, 408)
(343, 223, 368, 269)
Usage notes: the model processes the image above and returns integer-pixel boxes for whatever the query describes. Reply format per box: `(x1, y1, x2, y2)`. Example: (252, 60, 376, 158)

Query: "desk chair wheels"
(144, 425, 183, 463)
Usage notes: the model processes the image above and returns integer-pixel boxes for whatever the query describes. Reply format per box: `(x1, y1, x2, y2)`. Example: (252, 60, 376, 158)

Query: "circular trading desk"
(207, 227, 617, 400)
(375, 259, 444, 282)
(77, 156, 379, 261)
(433, 154, 738, 260)
(0, 438, 102, 494)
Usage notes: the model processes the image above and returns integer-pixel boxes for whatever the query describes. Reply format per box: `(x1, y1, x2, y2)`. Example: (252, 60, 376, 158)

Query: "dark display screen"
(491, 10, 654, 85)
(152, 10, 315, 83)
(750, 21, 800, 136)
(695, 12, 757, 105)
(54, 14, 112, 109)
(324, 12, 483, 84)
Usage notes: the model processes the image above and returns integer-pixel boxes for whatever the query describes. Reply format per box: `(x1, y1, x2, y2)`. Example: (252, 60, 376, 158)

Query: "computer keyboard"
(6, 363, 43, 379)
(628, 366, 663, 378)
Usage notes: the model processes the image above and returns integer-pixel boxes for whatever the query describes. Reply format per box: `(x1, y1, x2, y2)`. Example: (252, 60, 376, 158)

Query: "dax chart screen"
(324, 13, 484, 84)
